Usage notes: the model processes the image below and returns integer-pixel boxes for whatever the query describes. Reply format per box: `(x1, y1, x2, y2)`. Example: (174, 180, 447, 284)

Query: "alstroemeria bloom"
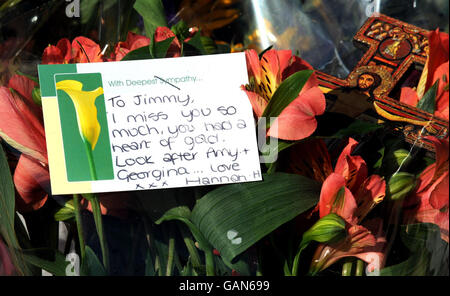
(110, 31, 151, 61)
(42, 36, 103, 64)
(403, 136, 449, 242)
(310, 173, 387, 274)
(305, 138, 387, 274)
(242, 49, 326, 140)
(293, 138, 385, 218)
(55, 80, 103, 150)
(400, 29, 449, 120)
(0, 75, 49, 211)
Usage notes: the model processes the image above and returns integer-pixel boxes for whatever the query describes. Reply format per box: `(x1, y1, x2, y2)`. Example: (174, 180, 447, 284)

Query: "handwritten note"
(38, 53, 262, 195)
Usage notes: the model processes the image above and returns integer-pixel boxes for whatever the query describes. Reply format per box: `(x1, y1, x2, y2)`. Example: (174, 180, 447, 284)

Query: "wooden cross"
(316, 13, 448, 152)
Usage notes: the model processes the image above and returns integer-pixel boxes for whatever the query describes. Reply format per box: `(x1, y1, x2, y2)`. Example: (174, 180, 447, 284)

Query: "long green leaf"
(184, 31, 207, 55)
(261, 70, 313, 120)
(81, 246, 107, 276)
(0, 144, 29, 275)
(190, 173, 321, 263)
(21, 248, 69, 276)
(134, 0, 167, 40)
(121, 46, 153, 61)
(154, 37, 176, 59)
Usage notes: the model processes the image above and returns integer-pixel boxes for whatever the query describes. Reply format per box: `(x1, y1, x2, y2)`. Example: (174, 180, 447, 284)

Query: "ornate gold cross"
(317, 13, 448, 151)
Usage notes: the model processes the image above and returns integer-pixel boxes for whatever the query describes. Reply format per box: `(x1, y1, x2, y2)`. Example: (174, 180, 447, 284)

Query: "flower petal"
(354, 175, 386, 222)
(400, 87, 420, 106)
(267, 86, 325, 140)
(319, 173, 358, 224)
(13, 155, 49, 212)
(72, 36, 103, 63)
(154, 27, 181, 58)
(0, 87, 47, 164)
(425, 29, 449, 91)
(42, 38, 71, 64)
(334, 138, 368, 193)
(433, 61, 449, 120)
(241, 86, 267, 118)
(245, 49, 262, 85)
(429, 171, 449, 211)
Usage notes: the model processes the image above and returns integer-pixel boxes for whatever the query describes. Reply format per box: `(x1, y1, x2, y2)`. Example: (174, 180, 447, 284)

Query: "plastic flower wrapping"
(0, 0, 448, 277)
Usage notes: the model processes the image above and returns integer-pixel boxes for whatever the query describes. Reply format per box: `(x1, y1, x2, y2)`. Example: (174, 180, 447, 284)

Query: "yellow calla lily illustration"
(56, 80, 103, 150)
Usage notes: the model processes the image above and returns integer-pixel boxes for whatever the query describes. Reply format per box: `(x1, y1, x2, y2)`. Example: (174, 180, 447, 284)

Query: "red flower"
(109, 32, 151, 61)
(154, 27, 182, 58)
(242, 49, 326, 140)
(400, 29, 449, 120)
(42, 36, 103, 64)
(309, 138, 387, 274)
(404, 136, 449, 242)
(0, 75, 49, 212)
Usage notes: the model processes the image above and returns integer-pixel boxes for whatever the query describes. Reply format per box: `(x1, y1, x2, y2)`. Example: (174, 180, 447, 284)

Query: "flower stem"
(83, 140, 97, 180)
(291, 245, 306, 276)
(165, 226, 175, 276)
(178, 224, 202, 268)
(342, 259, 353, 276)
(205, 249, 215, 276)
(73, 194, 86, 261)
(355, 259, 364, 276)
(87, 194, 110, 273)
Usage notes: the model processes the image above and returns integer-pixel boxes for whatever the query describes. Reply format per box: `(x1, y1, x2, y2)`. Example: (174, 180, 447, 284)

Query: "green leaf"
(121, 45, 153, 61)
(0, 144, 16, 247)
(200, 36, 219, 55)
(381, 223, 448, 276)
(81, 246, 107, 276)
(144, 249, 156, 276)
(416, 80, 438, 114)
(156, 206, 211, 252)
(329, 120, 382, 138)
(32, 87, 42, 106)
(54, 199, 75, 221)
(153, 37, 175, 59)
(261, 70, 314, 121)
(134, 0, 167, 40)
(171, 20, 190, 41)
(0, 144, 29, 275)
(21, 249, 69, 276)
(190, 173, 321, 263)
(184, 31, 207, 55)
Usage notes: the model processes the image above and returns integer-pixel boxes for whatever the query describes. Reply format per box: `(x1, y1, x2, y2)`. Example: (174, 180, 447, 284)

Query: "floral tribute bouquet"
(0, 0, 448, 276)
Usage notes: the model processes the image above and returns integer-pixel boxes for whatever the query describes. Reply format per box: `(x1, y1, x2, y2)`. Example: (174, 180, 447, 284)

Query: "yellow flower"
(56, 80, 103, 150)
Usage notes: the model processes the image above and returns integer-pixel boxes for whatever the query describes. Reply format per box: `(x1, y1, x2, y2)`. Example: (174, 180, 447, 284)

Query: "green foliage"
(22, 248, 69, 276)
(134, 0, 167, 41)
(381, 223, 448, 275)
(261, 70, 314, 123)
(416, 80, 438, 114)
(190, 173, 321, 263)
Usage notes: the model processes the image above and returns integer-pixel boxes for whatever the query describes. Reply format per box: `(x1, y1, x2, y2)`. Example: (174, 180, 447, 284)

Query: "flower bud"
(301, 213, 347, 247)
(388, 172, 416, 201)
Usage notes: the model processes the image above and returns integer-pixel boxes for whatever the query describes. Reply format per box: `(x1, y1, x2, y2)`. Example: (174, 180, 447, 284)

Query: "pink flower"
(242, 49, 326, 140)
(400, 29, 449, 120)
(404, 136, 449, 242)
